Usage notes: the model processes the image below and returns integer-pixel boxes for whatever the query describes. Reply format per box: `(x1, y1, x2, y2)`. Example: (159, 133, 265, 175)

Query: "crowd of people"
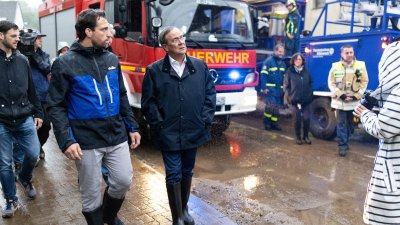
(0, 7, 215, 225)
(0, 1, 396, 224)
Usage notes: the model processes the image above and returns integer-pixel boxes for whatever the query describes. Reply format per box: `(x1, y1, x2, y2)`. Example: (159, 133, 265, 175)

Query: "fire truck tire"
(212, 115, 231, 137)
(309, 97, 337, 140)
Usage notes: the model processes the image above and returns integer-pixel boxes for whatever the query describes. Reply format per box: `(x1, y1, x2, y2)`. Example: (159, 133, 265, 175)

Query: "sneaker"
(18, 178, 36, 199)
(296, 138, 303, 145)
(2, 199, 19, 218)
(338, 147, 348, 157)
(39, 148, 45, 160)
(303, 137, 312, 144)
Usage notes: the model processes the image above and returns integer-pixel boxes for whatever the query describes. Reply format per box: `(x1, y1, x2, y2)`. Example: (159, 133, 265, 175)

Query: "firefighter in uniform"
(260, 44, 286, 130)
(285, 0, 301, 56)
(328, 45, 368, 157)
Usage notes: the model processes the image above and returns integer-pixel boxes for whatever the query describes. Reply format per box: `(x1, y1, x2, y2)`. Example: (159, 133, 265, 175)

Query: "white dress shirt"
(169, 55, 187, 77)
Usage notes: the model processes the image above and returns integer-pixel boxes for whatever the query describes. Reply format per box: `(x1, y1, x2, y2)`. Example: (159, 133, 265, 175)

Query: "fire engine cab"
(38, 0, 259, 136)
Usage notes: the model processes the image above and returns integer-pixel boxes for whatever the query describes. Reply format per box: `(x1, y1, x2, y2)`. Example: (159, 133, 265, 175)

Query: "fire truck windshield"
(149, 0, 254, 48)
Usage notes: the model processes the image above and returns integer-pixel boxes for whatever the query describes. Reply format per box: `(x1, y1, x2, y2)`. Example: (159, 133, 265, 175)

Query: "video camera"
(360, 90, 379, 111)
(17, 29, 46, 57)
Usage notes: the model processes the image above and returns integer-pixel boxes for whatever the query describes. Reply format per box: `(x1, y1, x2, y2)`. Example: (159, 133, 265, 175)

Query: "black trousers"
(38, 102, 51, 146)
(291, 103, 311, 139)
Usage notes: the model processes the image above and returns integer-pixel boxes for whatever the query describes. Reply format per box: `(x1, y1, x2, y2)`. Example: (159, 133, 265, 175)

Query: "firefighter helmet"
(286, 0, 296, 6)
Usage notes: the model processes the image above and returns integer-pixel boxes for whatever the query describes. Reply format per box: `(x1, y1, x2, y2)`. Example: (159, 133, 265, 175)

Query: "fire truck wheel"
(309, 97, 337, 140)
(211, 115, 231, 137)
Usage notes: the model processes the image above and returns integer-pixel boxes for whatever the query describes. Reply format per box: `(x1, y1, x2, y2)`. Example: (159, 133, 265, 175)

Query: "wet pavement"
(0, 131, 235, 225)
(134, 105, 378, 225)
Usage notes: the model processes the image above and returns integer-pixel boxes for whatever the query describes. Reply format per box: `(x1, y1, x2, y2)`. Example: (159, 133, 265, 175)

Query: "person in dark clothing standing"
(0, 20, 43, 218)
(14, 29, 51, 170)
(141, 26, 216, 225)
(47, 9, 141, 225)
(285, 0, 301, 56)
(284, 53, 313, 144)
(260, 44, 286, 131)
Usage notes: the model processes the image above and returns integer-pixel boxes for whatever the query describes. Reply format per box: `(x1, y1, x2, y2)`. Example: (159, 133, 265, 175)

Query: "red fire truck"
(38, 0, 259, 136)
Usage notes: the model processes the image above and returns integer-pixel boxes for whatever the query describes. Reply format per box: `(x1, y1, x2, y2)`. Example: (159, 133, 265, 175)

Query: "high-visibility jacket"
(328, 60, 369, 110)
(285, 7, 301, 39)
(260, 55, 286, 97)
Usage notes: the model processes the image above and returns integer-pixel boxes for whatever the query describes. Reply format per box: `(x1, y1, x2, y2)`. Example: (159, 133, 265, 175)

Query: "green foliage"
(18, 0, 39, 29)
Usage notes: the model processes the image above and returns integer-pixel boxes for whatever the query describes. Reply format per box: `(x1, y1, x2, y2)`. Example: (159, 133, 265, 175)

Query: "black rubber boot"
(181, 178, 195, 225)
(103, 190, 125, 225)
(82, 206, 103, 225)
(166, 182, 185, 225)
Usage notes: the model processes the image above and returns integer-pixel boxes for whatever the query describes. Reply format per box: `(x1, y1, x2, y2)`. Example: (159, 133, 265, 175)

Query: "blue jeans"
(0, 117, 40, 200)
(161, 148, 197, 184)
(102, 163, 110, 186)
(336, 110, 354, 150)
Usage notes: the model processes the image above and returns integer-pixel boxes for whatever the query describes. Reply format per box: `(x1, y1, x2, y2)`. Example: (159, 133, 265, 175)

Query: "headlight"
(228, 70, 240, 80)
(244, 73, 255, 84)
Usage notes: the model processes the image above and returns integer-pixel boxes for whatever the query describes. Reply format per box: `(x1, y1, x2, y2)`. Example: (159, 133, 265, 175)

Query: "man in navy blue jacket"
(142, 26, 216, 225)
(48, 9, 141, 225)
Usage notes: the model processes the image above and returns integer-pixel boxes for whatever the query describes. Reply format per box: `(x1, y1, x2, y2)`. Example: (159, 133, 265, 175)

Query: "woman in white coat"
(354, 41, 400, 224)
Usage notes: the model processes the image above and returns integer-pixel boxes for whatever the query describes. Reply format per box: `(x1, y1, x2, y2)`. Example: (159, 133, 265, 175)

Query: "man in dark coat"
(141, 26, 216, 225)
(0, 20, 43, 218)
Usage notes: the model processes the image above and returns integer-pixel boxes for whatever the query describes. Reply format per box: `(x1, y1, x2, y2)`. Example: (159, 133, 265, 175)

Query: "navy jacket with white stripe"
(47, 41, 138, 152)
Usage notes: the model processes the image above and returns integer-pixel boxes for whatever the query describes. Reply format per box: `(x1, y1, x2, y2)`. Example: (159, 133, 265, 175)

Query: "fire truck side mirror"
(159, 0, 174, 6)
(152, 17, 162, 28)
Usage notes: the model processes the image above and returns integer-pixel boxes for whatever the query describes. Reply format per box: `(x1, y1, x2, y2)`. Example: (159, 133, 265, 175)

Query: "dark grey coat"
(141, 54, 216, 151)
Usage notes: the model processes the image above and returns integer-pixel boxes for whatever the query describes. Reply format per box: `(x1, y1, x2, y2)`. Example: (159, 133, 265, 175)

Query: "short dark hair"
(341, 44, 353, 52)
(0, 20, 19, 34)
(75, 9, 106, 41)
(290, 53, 305, 65)
(159, 26, 177, 45)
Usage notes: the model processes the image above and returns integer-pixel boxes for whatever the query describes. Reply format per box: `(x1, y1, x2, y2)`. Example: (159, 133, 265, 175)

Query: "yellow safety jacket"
(328, 60, 369, 110)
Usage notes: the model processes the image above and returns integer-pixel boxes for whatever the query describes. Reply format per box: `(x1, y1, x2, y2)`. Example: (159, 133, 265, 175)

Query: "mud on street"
(135, 109, 378, 225)
(0, 109, 377, 225)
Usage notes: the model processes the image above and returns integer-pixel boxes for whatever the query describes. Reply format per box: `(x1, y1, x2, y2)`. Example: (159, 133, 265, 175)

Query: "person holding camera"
(328, 45, 368, 157)
(0, 21, 43, 218)
(354, 42, 400, 225)
(14, 29, 52, 166)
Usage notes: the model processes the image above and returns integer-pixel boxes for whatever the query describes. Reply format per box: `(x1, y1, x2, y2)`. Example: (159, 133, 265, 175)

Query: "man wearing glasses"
(141, 26, 216, 225)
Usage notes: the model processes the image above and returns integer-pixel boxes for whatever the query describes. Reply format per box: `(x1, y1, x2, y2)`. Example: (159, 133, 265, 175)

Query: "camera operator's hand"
(353, 104, 368, 118)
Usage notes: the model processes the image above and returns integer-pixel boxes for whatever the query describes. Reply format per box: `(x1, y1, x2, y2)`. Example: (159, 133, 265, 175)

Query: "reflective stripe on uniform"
(269, 67, 278, 71)
(279, 68, 285, 71)
(261, 70, 269, 75)
(271, 117, 278, 122)
(264, 113, 272, 118)
(266, 83, 276, 87)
